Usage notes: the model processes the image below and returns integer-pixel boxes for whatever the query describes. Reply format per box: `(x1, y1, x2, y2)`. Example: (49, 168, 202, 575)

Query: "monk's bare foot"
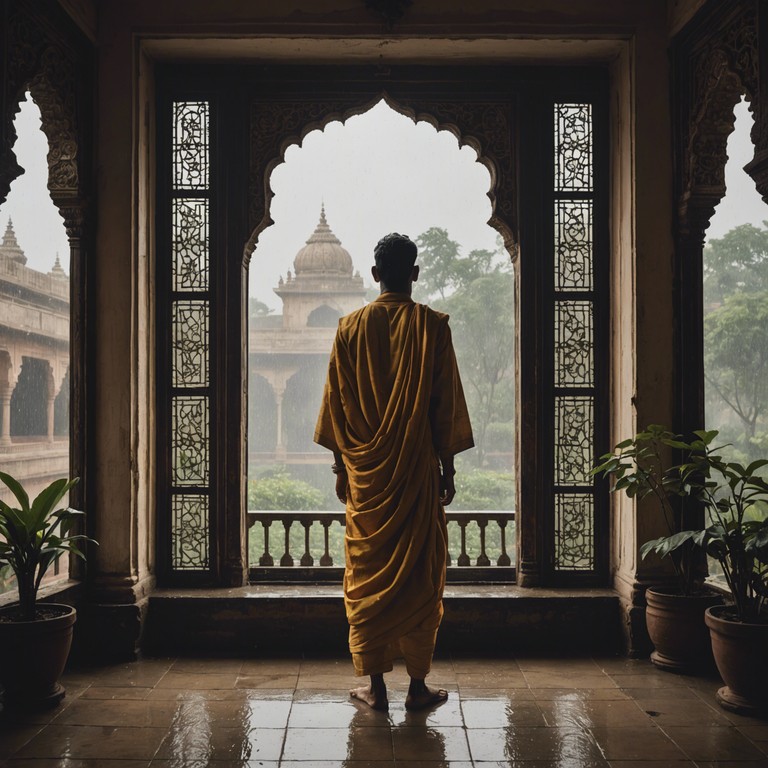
(350, 684, 388, 710)
(350, 674, 388, 711)
(405, 679, 448, 710)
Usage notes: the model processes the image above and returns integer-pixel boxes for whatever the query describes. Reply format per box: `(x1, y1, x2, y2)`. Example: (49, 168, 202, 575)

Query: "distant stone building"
(0, 218, 70, 501)
(249, 207, 366, 464)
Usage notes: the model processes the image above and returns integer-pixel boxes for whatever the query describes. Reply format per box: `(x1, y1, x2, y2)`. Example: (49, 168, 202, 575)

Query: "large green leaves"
(598, 425, 768, 618)
(0, 474, 96, 619)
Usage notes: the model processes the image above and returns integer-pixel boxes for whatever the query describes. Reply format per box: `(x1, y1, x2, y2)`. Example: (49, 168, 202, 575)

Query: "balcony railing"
(247, 510, 515, 583)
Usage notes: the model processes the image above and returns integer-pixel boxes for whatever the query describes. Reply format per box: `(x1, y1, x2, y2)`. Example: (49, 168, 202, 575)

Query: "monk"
(314, 232, 474, 711)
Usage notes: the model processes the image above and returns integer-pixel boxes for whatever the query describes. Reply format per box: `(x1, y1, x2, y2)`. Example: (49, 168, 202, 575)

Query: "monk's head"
(372, 233, 419, 295)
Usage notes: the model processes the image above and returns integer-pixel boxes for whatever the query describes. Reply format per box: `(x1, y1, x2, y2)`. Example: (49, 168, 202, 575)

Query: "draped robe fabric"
(314, 292, 474, 677)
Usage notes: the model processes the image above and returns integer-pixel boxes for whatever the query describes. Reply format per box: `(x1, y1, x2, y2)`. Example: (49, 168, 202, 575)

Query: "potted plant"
(593, 425, 722, 673)
(665, 431, 768, 713)
(0, 472, 95, 709)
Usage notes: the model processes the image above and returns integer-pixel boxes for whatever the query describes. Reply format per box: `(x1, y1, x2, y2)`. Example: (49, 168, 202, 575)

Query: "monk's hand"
(440, 471, 456, 506)
(335, 469, 348, 504)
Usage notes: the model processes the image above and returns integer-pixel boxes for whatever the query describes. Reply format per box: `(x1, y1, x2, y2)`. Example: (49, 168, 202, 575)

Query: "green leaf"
(640, 538, 663, 560)
(746, 459, 768, 475)
(31, 477, 77, 531)
(707, 539, 728, 560)
(640, 530, 699, 560)
(693, 429, 719, 444)
(0, 471, 30, 513)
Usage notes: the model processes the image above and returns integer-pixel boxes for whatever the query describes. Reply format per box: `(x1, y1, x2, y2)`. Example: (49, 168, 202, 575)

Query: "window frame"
(155, 64, 610, 587)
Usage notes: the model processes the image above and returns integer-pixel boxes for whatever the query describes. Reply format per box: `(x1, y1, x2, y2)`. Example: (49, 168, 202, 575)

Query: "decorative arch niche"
(672, 0, 765, 438)
(0, 0, 92, 512)
(245, 91, 518, 263)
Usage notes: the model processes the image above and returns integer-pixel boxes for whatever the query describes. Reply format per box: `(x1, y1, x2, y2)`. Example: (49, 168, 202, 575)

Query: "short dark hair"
(374, 233, 417, 288)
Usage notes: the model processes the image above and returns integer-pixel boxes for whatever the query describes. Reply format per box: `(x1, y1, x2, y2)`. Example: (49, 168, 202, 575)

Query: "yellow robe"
(314, 292, 474, 677)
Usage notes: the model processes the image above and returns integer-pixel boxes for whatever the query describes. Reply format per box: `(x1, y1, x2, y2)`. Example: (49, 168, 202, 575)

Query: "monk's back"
(313, 232, 474, 708)
(337, 294, 445, 427)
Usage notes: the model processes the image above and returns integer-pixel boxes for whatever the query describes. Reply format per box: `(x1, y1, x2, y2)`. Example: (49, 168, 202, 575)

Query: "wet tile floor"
(1, 655, 767, 766)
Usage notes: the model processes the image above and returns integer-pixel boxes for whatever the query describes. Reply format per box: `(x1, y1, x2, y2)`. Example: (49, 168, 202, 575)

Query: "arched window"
(307, 305, 342, 328)
(156, 69, 607, 587)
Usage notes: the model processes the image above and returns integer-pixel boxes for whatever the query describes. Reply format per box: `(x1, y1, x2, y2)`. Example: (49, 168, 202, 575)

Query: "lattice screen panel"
(553, 103, 598, 572)
(168, 100, 212, 572)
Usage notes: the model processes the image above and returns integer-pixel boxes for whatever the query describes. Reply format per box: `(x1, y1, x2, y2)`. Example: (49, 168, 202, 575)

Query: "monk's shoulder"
(337, 305, 366, 333)
(415, 302, 450, 328)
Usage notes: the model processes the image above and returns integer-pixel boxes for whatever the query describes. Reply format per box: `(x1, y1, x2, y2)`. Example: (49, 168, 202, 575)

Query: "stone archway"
(0, 0, 93, 508)
(240, 85, 523, 587)
(673, 0, 762, 439)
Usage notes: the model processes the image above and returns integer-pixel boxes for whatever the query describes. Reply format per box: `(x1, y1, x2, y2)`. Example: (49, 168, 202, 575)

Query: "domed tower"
(275, 205, 366, 329)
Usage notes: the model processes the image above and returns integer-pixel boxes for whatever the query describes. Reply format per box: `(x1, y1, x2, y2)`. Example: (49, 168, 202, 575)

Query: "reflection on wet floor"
(0, 655, 767, 766)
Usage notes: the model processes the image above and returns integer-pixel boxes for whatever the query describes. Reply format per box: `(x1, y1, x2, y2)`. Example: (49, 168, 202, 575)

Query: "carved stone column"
(0, 385, 12, 447)
(274, 383, 286, 460)
(0, 351, 19, 448)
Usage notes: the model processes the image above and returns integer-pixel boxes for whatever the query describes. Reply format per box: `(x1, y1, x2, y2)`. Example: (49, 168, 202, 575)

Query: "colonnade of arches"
(248, 362, 327, 457)
(0, 350, 69, 444)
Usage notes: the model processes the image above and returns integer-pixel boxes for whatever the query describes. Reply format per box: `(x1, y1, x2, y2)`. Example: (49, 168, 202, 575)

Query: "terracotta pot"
(0, 603, 76, 709)
(645, 587, 722, 673)
(705, 604, 768, 715)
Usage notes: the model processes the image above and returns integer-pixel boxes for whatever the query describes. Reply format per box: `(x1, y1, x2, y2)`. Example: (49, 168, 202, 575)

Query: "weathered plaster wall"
(92, 10, 141, 599)
(609, 17, 677, 650)
(94, 1, 675, 636)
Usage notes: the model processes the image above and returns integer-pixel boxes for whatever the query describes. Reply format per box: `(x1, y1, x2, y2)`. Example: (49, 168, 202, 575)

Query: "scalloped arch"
(1, 5, 86, 240)
(677, 0, 761, 246)
(245, 91, 516, 263)
(679, 49, 749, 245)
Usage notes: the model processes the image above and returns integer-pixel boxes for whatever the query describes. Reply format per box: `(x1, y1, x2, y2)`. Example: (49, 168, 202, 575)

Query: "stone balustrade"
(247, 509, 515, 582)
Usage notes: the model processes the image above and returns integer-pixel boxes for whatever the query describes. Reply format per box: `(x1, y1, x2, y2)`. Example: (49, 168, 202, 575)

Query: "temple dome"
(293, 206, 353, 276)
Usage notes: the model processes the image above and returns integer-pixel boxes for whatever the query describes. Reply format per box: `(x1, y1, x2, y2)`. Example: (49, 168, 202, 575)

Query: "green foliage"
(413, 228, 507, 303)
(406, 227, 516, 468)
(249, 298, 273, 319)
(597, 427, 768, 621)
(247, 468, 325, 511)
(447, 272, 515, 467)
(592, 424, 702, 595)
(703, 224, 768, 460)
(0, 473, 96, 621)
(704, 291, 768, 442)
(412, 228, 462, 302)
(703, 223, 768, 306)
(452, 469, 515, 511)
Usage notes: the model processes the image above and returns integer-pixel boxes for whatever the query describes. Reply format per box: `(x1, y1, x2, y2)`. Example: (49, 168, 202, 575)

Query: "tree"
(413, 228, 462, 302)
(703, 223, 768, 306)
(703, 223, 768, 458)
(411, 228, 515, 468)
(249, 298, 273, 320)
(704, 290, 768, 442)
(446, 270, 515, 467)
(413, 228, 501, 303)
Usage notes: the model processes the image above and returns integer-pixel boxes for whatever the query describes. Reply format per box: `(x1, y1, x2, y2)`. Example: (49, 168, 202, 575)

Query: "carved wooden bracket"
(247, 92, 517, 263)
(1, 2, 84, 223)
(676, 1, 759, 245)
(672, 0, 763, 442)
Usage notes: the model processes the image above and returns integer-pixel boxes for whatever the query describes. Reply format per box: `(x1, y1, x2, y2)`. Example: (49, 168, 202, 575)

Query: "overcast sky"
(0, 94, 764, 304)
(250, 99, 498, 310)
